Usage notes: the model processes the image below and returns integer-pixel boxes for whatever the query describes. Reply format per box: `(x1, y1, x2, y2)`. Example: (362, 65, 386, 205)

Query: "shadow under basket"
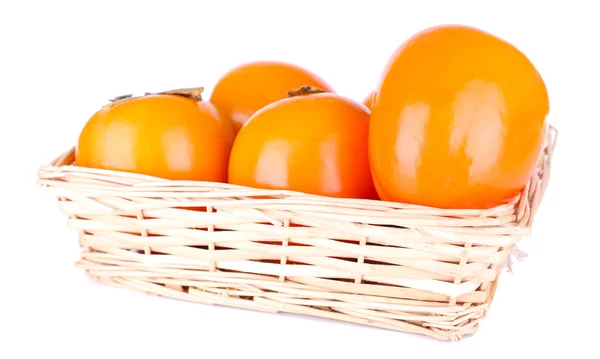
(37, 126, 557, 341)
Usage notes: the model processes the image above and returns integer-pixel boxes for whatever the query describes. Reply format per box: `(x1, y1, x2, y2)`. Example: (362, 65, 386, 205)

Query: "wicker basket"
(36, 125, 557, 341)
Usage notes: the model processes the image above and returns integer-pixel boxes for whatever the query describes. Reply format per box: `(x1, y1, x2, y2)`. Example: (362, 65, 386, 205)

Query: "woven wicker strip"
(37, 125, 557, 341)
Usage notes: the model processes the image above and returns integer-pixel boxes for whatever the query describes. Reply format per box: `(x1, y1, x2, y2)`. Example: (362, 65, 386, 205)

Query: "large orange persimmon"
(228, 88, 378, 200)
(369, 25, 549, 209)
(76, 90, 234, 182)
(209, 61, 334, 135)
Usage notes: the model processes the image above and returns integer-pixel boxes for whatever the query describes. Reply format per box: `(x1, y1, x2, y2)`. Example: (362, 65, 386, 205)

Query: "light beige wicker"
(37, 125, 557, 341)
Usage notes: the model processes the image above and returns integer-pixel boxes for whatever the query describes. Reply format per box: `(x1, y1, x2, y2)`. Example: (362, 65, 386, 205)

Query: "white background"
(2, 0, 598, 358)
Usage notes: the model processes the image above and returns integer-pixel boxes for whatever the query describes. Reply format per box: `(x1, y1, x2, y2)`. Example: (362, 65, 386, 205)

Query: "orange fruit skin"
(76, 94, 234, 182)
(363, 91, 374, 110)
(369, 25, 549, 209)
(228, 93, 378, 200)
(209, 61, 334, 135)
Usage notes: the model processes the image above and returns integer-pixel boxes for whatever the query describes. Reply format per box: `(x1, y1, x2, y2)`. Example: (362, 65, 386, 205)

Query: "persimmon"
(369, 25, 549, 209)
(209, 61, 334, 135)
(228, 87, 378, 200)
(76, 89, 234, 182)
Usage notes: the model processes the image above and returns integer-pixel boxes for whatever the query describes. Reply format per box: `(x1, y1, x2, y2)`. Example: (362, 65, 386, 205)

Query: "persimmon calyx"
(104, 87, 205, 108)
(153, 87, 204, 101)
(286, 85, 328, 97)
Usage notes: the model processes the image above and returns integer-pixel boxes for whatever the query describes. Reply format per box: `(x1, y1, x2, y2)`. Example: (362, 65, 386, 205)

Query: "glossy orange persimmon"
(362, 91, 374, 110)
(209, 61, 334, 135)
(228, 91, 378, 200)
(76, 93, 234, 182)
(369, 25, 549, 209)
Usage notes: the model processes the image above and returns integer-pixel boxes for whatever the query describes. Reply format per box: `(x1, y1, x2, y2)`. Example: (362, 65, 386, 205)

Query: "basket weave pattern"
(37, 126, 557, 341)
